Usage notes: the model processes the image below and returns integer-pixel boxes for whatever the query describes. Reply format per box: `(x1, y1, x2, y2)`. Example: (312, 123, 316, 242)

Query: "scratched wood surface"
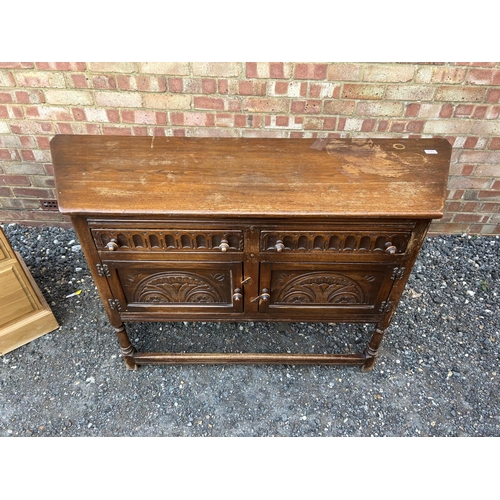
(50, 136, 451, 218)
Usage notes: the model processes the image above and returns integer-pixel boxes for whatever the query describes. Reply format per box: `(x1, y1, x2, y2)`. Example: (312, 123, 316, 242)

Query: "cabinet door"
(103, 260, 243, 315)
(258, 262, 397, 321)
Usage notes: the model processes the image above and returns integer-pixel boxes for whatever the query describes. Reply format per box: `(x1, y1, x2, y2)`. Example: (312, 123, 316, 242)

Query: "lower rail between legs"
(132, 351, 367, 366)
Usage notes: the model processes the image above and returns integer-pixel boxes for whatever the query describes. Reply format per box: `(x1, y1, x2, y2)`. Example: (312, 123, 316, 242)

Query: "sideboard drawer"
(260, 229, 412, 255)
(91, 228, 244, 253)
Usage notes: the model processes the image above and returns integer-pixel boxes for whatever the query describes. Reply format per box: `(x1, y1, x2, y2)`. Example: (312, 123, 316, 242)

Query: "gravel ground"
(0, 223, 499, 438)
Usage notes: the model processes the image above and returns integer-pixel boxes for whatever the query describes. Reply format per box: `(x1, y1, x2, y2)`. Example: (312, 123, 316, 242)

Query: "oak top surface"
(50, 135, 451, 218)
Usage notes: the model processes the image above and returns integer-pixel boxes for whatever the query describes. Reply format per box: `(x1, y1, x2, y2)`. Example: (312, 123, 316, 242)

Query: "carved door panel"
(102, 260, 243, 314)
(258, 262, 397, 321)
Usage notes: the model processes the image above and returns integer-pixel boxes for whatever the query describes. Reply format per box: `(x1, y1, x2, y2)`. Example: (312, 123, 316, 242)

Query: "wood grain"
(51, 136, 451, 219)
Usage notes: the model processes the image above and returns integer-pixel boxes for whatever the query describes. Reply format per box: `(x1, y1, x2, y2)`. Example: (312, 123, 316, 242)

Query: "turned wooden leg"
(114, 324, 137, 370)
(362, 327, 385, 372)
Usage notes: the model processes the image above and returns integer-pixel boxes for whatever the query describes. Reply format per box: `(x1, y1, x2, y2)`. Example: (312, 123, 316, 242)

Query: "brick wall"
(0, 62, 499, 234)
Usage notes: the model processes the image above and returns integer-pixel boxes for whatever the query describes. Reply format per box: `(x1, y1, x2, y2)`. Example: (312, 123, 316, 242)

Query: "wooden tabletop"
(50, 135, 451, 219)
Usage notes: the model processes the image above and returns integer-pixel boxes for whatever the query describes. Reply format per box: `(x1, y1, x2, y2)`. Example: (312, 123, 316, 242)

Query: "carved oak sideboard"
(50, 136, 451, 371)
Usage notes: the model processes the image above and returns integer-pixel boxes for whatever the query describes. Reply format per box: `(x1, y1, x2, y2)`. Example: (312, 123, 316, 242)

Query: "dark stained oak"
(50, 135, 451, 371)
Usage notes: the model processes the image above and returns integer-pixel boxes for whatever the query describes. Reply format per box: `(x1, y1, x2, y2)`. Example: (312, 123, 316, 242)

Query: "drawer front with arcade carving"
(260, 230, 412, 255)
(92, 228, 244, 253)
(102, 260, 244, 315)
(257, 262, 397, 321)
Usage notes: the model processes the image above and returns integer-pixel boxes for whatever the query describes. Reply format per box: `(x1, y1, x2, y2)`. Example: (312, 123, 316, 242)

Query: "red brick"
(378, 120, 389, 131)
(0, 149, 19, 161)
(36, 137, 50, 149)
(93, 75, 118, 89)
(446, 201, 462, 211)
(0, 62, 34, 69)
(453, 213, 483, 223)
(276, 116, 289, 127)
(12, 187, 54, 198)
(291, 100, 321, 114)
(472, 106, 487, 119)
(463, 137, 478, 149)
(246, 63, 258, 78)
(462, 164, 475, 175)
(238, 81, 266, 96)
(36, 62, 86, 71)
(218, 80, 228, 94)
(482, 202, 500, 212)
(71, 74, 89, 88)
(405, 103, 420, 117)
(489, 137, 500, 149)
(308, 83, 335, 98)
(0, 105, 8, 118)
(337, 118, 346, 130)
(106, 109, 120, 123)
(234, 115, 247, 127)
(21, 149, 36, 161)
(454, 104, 474, 117)
(14, 90, 45, 104)
(466, 69, 494, 85)
(170, 112, 184, 126)
(361, 119, 376, 132)
(269, 63, 285, 79)
(201, 79, 216, 94)
(486, 88, 500, 103)
(439, 104, 454, 118)
(56, 123, 74, 134)
(156, 112, 167, 125)
(168, 78, 183, 92)
(273, 82, 288, 95)
(0, 186, 12, 196)
(0, 92, 13, 103)
(193, 96, 224, 110)
(478, 190, 500, 199)
(462, 201, 480, 212)
(176, 112, 215, 127)
(102, 126, 133, 135)
(132, 127, 148, 136)
(406, 120, 424, 133)
(139, 75, 166, 92)
(450, 189, 465, 200)
(294, 63, 328, 80)
(390, 121, 406, 133)
(72, 108, 87, 121)
(323, 117, 336, 129)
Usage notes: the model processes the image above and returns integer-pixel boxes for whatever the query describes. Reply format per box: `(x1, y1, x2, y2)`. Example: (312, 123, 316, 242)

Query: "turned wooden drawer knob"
(385, 243, 397, 254)
(106, 239, 119, 251)
(219, 239, 230, 252)
(233, 288, 243, 302)
(275, 240, 285, 252)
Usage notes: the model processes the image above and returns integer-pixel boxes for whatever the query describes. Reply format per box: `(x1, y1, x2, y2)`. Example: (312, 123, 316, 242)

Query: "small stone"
(71, 245, 81, 252)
